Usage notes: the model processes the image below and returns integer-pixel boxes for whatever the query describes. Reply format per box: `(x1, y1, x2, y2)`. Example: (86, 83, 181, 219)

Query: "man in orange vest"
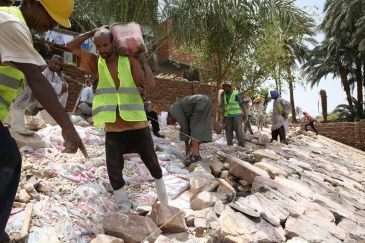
(0, 1, 87, 242)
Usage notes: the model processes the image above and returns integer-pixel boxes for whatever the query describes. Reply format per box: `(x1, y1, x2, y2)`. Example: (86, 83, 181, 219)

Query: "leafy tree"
(295, 106, 302, 120)
(162, 0, 317, 128)
(333, 97, 364, 122)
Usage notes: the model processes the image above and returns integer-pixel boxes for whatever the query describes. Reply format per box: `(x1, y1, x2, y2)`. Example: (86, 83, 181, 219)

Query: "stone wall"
(306, 120, 365, 151)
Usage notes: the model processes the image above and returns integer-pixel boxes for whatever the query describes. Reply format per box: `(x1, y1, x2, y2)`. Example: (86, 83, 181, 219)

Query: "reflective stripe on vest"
(92, 55, 147, 128)
(0, 7, 26, 122)
(223, 90, 242, 116)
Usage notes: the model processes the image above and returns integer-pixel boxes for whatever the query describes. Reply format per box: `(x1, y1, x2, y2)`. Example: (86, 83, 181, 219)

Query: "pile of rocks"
(6, 124, 365, 243)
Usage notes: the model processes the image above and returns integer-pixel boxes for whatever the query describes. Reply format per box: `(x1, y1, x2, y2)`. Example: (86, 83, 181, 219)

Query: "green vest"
(92, 55, 147, 128)
(0, 7, 26, 123)
(223, 90, 242, 116)
(277, 98, 290, 120)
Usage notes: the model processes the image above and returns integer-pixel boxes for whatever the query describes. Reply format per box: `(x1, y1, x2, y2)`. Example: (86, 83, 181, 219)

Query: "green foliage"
(332, 97, 365, 122)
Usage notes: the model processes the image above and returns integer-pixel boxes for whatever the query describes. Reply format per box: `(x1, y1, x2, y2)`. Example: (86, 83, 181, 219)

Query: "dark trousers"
(305, 120, 318, 134)
(224, 115, 244, 147)
(271, 125, 286, 142)
(0, 122, 22, 242)
(105, 127, 162, 190)
(146, 111, 160, 133)
(243, 115, 253, 134)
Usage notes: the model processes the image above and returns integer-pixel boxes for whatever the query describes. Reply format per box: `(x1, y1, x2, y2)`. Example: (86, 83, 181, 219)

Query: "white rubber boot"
(114, 187, 131, 214)
(9, 109, 34, 136)
(155, 178, 169, 205)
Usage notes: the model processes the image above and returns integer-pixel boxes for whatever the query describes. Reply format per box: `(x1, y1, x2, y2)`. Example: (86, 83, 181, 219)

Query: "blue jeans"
(224, 116, 244, 147)
(0, 122, 22, 242)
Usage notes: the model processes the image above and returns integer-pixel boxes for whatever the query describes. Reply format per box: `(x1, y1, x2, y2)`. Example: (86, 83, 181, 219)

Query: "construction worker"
(303, 111, 319, 135)
(270, 90, 291, 144)
(221, 81, 245, 147)
(66, 27, 169, 213)
(0, 1, 87, 242)
(167, 94, 212, 166)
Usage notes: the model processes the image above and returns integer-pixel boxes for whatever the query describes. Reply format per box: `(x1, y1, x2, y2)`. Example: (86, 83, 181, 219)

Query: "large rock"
(338, 218, 365, 240)
(274, 176, 314, 200)
(18, 189, 31, 203)
(37, 109, 58, 125)
(190, 191, 220, 210)
(90, 234, 124, 243)
(24, 115, 47, 130)
(237, 193, 289, 227)
(285, 215, 342, 243)
(212, 206, 286, 242)
(150, 203, 188, 233)
(210, 160, 224, 177)
(190, 176, 218, 202)
(10, 131, 50, 149)
(227, 156, 270, 184)
(254, 162, 289, 178)
(102, 212, 161, 243)
(185, 207, 212, 226)
(253, 149, 281, 162)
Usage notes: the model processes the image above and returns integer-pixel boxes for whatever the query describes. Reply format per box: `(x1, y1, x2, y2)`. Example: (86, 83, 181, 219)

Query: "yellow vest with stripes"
(0, 7, 25, 122)
(223, 90, 242, 116)
(92, 55, 147, 128)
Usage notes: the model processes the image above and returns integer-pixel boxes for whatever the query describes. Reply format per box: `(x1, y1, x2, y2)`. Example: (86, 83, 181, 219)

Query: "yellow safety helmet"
(38, 0, 74, 28)
(253, 96, 262, 103)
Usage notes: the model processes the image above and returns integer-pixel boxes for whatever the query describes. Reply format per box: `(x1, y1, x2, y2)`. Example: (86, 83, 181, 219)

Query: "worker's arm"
(11, 62, 88, 158)
(66, 29, 98, 57)
(136, 52, 155, 87)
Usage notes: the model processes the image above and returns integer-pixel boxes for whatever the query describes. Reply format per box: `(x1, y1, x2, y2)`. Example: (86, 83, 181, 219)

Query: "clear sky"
(267, 0, 354, 118)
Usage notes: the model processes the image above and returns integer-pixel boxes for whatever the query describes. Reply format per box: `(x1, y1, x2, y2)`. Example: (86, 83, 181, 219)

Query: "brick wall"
(63, 64, 217, 114)
(62, 64, 96, 113)
(304, 120, 365, 151)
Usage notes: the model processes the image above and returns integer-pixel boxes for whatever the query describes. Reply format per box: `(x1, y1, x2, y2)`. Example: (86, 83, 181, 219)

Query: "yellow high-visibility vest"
(223, 90, 242, 116)
(0, 7, 26, 122)
(92, 55, 146, 128)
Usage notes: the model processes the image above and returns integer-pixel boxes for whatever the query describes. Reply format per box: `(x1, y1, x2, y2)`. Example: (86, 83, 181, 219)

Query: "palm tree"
(333, 97, 364, 122)
(320, 89, 328, 122)
(162, 0, 317, 127)
(321, 0, 364, 105)
(302, 39, 354, 107)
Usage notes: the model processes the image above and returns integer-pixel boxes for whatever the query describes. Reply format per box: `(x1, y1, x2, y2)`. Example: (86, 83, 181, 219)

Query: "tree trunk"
(355, 62, 363, 105)
(287, 67, 297, 123)
(339, 69, 352, 107)
(212, 79, 224, 133)
(319, 89, 327, 123)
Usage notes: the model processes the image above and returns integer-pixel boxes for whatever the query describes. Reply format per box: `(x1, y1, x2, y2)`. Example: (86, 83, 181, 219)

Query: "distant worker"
(252, 94, 265, 131)
(66, 27, 169, 213)
(138, 84, 165, 138)
(242, 94, 253, 135)
(221, 81, 245, 147)
(270, 90, 291, 144)
(79, 78, 98, 119)
(40, 55, 68, 108)
(0, 1, 87, 242)
(303, 111, 318, 135)
(167, 94, 212, 165)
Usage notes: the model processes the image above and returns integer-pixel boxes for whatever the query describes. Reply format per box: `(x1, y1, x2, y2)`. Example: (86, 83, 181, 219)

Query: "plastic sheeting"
(8, 125, 224, 242)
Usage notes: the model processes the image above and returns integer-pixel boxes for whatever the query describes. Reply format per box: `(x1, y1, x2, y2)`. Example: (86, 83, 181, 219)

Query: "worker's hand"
(281, 112, 287, 118)
(61, 128, 88, 159)
(137, 52, 148, 64)
(93, 25, 109, 33)
(61, 83, 68, 94)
